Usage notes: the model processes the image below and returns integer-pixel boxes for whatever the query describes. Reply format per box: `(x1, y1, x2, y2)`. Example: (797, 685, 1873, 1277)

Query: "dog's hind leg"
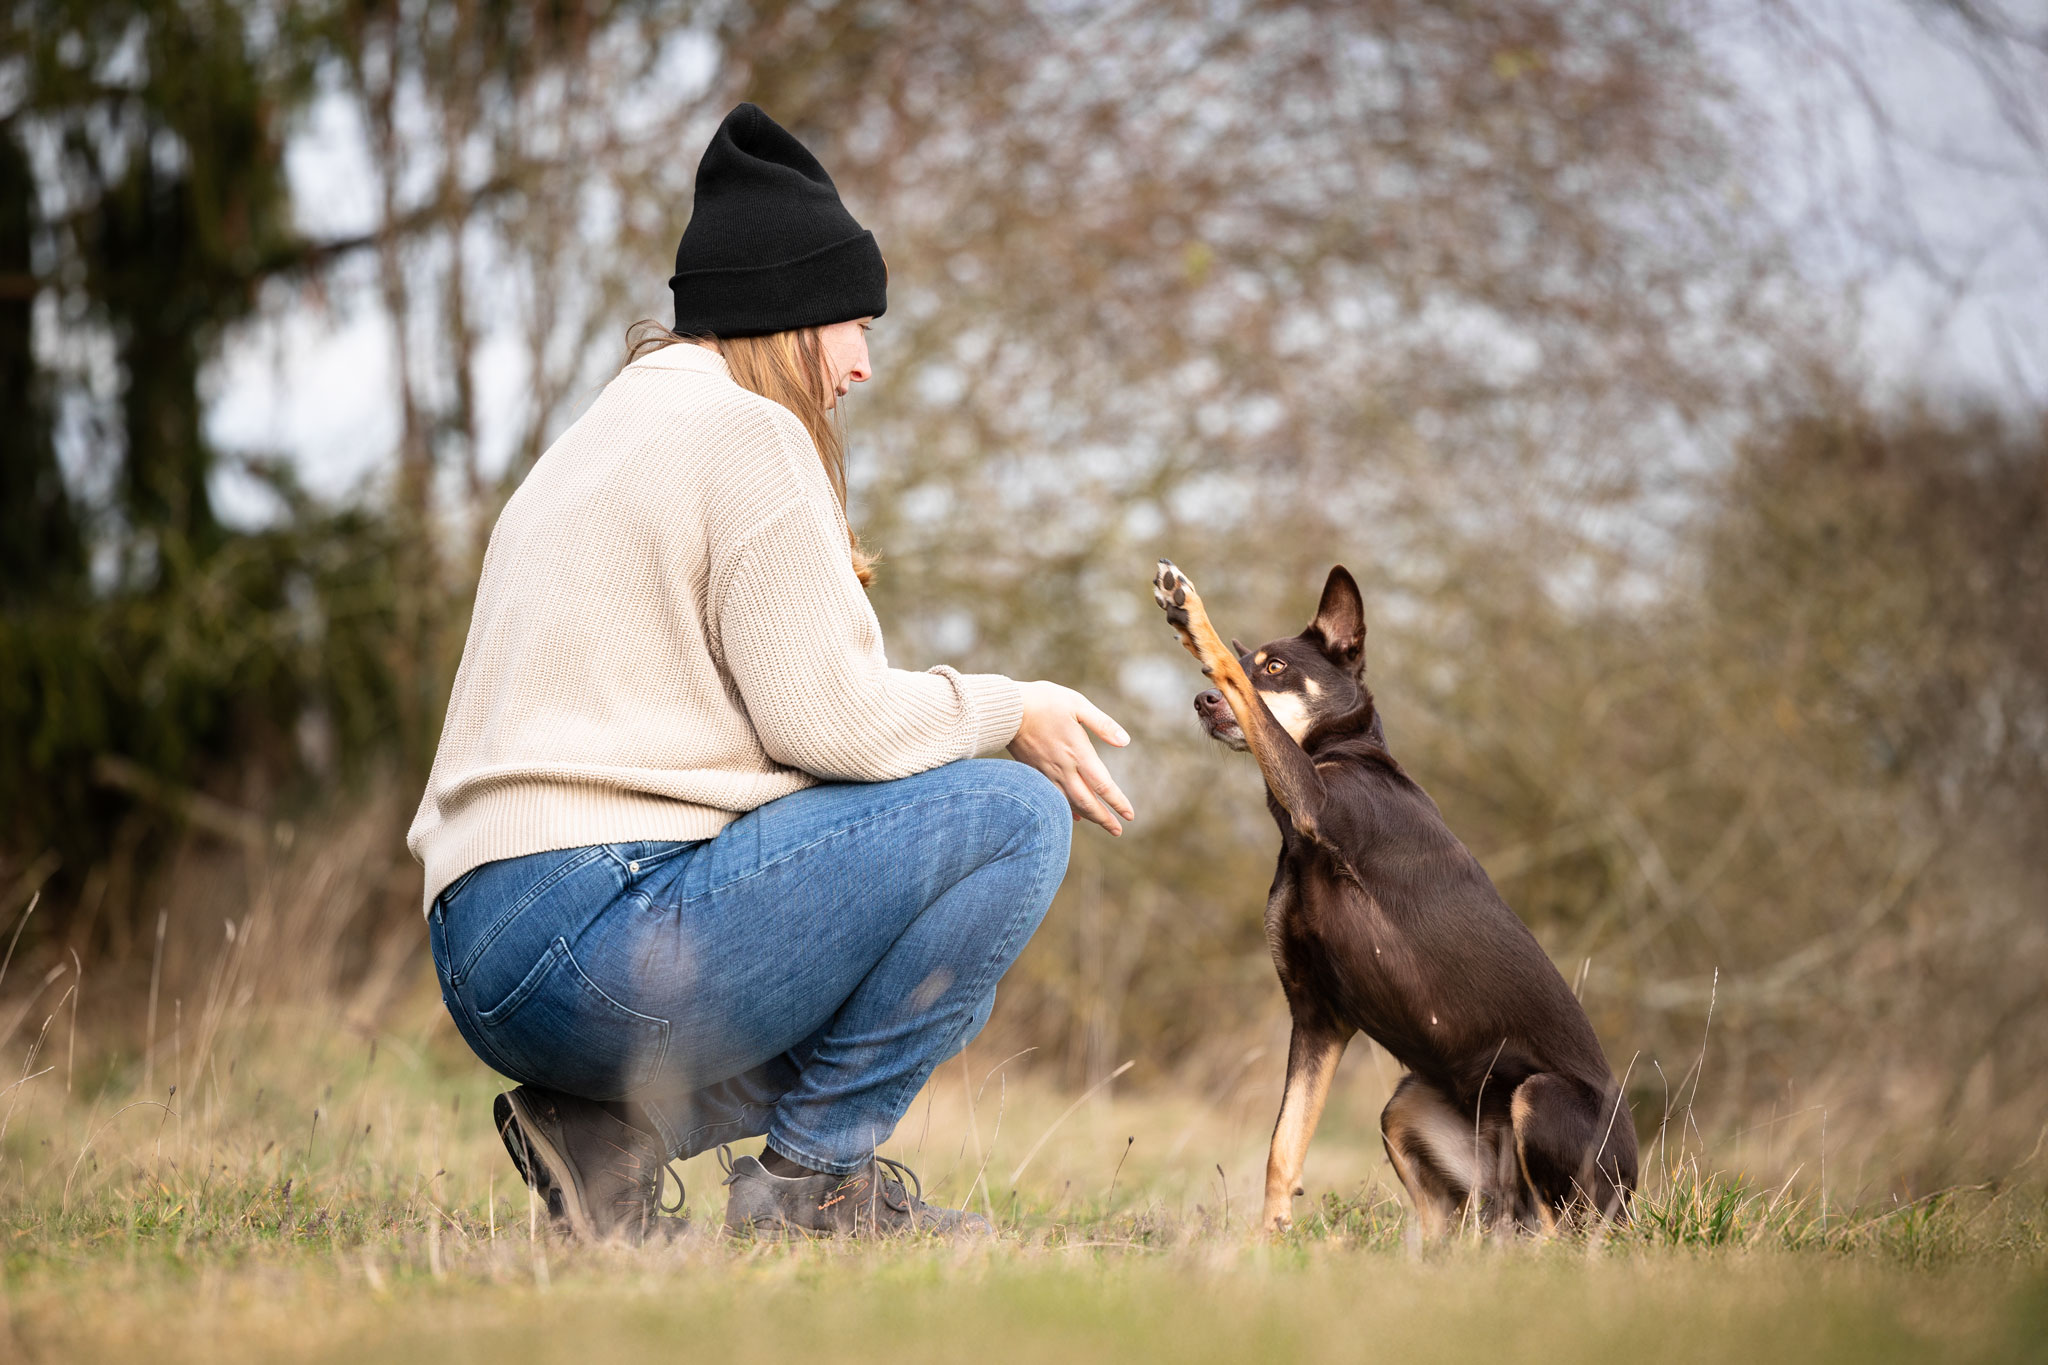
(1509, 1073, 1639, 1230)
(1262, 1023, 1350, 1232)
(1380, 1075, 1478, 1240)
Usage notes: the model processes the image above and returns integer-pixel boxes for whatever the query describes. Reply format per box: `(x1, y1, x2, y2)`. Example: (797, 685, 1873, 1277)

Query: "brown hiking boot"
(719, 1148, 992, 1240)
(496, 1086, 684, 1244)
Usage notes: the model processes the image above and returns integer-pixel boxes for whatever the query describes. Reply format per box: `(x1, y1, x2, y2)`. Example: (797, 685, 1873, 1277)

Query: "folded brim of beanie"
(669, 229, 888, 339)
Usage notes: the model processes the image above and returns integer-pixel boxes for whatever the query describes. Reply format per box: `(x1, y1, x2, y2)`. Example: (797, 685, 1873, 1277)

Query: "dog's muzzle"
(1195, 689, 1248, 750)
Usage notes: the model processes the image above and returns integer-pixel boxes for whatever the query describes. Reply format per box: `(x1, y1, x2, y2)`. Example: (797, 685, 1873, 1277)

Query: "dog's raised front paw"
(1153, 559, 1228, 677)
(1153, 559, 1224, 676)
(1152, 559, 1195, 629)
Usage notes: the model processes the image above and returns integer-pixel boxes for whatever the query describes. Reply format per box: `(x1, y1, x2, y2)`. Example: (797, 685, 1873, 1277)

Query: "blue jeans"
(427, 759, 1070, 1175)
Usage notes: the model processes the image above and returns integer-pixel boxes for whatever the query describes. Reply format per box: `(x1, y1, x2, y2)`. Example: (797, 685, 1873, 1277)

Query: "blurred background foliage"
(1, 0, 2043, 1185)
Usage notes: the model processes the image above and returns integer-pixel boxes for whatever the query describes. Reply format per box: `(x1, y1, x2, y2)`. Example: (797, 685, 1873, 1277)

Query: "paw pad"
(1152, 559, 1195, 627)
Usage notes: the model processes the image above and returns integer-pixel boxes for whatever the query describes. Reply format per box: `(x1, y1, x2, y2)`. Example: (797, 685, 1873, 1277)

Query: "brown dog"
(1152, 560, 1636, 1235)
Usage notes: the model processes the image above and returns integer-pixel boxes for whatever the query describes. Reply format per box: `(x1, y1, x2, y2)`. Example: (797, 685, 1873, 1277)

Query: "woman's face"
(817, 318, 873, 410)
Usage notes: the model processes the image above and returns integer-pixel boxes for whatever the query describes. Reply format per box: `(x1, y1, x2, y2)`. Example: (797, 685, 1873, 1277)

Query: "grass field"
(1, 983, 2043, 1364)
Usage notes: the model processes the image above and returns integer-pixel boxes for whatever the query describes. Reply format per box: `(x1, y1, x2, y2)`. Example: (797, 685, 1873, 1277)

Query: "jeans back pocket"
(477, 937, 671, 1101)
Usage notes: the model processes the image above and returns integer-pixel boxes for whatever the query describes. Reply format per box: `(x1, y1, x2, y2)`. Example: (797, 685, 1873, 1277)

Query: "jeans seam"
(671, 1103, 774, 1161)
(642, 1104, 683, 1158)
(868, 807, 1064, 1122)
(452, 847, 611, 985)
(431, 907, 526, 1082)
(602, 840, 698, 875)
(760, 1130, 864, 1177)
(437, 864, 485, 907)
(463, 1011, 527, 1083)
(447, 970, 528, 1082)
(694, 787, 1053, 902)
(766, 800, 1065, 1170)
(561, 941, 673, 1086)
(476, 936, 673, 1096)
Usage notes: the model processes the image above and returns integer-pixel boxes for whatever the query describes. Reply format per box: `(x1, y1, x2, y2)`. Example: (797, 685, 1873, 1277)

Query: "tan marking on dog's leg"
(1157, 566, 1255, 704)
(1381, 1079, 1475, 1241)
(1156, 565, 1286, 772)
(1262, 1027, 1348, 1232)
(1381, 1135, 1453, 1242)
(1154, 561, 1330, 837)
(1511, 1086, 1561, 1237)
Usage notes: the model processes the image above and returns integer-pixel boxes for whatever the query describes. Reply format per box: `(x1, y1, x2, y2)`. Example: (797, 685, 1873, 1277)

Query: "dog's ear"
(1305, 566, 1366, 672)
(1230, 637, 1248, 660)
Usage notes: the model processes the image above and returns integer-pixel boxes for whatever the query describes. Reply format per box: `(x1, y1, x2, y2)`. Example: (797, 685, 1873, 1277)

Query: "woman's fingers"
(1066, 690, 1134, 824)
(1075, 746, 1135, 822)
(1074, 698, 1130, 748)
(1061, 765, 1123, 836)
(1006, 681, 1136, 835)
(1068, 694, 1134, 825)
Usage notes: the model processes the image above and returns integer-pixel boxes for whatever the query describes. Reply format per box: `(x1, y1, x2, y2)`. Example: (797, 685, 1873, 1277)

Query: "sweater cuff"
(953, 672, 1025, 755)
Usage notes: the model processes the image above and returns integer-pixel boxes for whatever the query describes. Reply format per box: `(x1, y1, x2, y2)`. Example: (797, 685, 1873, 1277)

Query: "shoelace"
(871, 1156, 924, 1213)
(612, 1159, 686, 1219)
(612, 1135, 685, 1217)
(593, 1143, 685, 1221)
(714, 1144, 925, 1214)
(503, 1105, 683, 1226)
(658, 1158, 687, 1216)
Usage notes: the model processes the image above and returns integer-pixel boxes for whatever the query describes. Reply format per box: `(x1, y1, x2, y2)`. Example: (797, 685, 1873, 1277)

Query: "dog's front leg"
(1152, 560, 1330, 839)
(1263, 1023, 1350, 1233)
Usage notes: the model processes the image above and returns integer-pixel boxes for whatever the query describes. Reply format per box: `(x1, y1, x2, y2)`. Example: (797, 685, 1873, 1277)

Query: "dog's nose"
(1196, 689, 1223, 713)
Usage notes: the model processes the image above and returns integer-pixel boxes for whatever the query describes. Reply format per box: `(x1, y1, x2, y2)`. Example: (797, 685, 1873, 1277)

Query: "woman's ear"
(1306, 565, 1367, 671)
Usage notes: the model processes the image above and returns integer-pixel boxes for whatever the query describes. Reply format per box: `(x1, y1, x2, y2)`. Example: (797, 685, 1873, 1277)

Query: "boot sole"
(502, 1089, 598, 1241)
(723, 1217, 813, 1242)
(720, 1212, 983, 1241)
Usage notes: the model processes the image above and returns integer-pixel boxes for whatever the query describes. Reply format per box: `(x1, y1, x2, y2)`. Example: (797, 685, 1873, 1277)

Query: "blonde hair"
(626, 319, 877, 586)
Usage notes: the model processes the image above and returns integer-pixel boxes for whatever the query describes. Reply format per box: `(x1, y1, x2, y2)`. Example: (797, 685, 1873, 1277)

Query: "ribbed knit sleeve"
(407, 342, 1025, 913)
(711, 485, 1024, 781)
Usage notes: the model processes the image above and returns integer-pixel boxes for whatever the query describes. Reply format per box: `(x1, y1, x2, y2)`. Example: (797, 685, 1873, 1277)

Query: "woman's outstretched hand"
(1008, 681, 1136, 836)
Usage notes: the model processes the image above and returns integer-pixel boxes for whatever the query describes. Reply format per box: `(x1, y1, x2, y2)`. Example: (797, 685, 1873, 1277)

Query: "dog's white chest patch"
(1262, 690, 1314, 742)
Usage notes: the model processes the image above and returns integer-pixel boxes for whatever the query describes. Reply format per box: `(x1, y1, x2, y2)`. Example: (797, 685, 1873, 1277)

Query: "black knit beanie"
(669, 104, 888, 338)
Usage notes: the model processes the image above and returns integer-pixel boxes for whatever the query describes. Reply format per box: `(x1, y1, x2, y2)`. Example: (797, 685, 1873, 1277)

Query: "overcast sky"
(1705, 0, 2048, 403)
(201, 2, 2048, 521)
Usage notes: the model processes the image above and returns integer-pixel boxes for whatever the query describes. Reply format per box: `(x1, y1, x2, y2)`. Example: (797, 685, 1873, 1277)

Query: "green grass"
(6, 1213, 2044, 1364)
(1, 997, 2043, 1363)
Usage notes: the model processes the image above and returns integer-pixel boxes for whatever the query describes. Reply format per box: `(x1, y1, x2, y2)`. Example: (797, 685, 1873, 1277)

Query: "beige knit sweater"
(406, 343, 1025, 912)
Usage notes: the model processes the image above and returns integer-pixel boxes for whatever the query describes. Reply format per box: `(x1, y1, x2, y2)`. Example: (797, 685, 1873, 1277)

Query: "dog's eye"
(1264, 659, 1286, 675)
